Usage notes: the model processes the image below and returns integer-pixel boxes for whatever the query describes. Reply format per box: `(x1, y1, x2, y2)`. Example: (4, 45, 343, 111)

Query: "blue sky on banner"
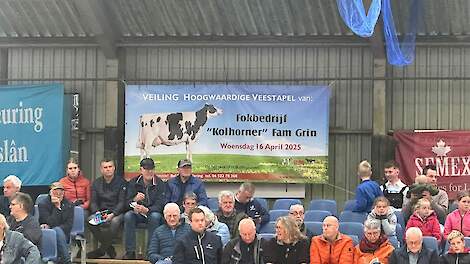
(125, 85, 329, 157)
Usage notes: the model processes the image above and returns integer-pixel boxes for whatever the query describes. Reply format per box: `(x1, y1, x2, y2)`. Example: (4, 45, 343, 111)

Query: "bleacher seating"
(304, 221, 323, 236)
(40, 228, 57, 263)
(349, 234, 359, 246)
(269, 210, 289, 222)
(339, 211, 367, 223)
(308, 199, 337, 216)
(304, 210, 331, 222)
(272, 199, 301, 210)
(259, 222, 276, 234)
(449, 201, 458, 213)
(394, 210, 405, 229)
(389, 235, 400, 248)
(35, 193, 48, 205)
(343, 199, 356, 211)
(70, 206, 86, 264)
(396, 223, 404, 246)
(255, 198, 268, 211)
(339, 222, 364, 239)
(207, 197, 219, 211)
(422, 236, 440, 253)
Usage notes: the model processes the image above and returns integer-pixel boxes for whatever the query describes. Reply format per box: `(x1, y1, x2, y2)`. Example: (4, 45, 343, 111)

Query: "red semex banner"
(394, 130, 470, 200)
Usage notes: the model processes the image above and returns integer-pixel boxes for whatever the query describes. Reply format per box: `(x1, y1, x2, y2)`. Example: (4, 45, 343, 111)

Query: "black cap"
(140, 158, 155, 169)
(178, 159, 192, 168)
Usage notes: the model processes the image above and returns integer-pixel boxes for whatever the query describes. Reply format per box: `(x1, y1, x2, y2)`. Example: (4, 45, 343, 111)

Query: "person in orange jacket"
(59, 158, 91, 210)
(353, 219, 394, 264)
(310, 216, 354, 264)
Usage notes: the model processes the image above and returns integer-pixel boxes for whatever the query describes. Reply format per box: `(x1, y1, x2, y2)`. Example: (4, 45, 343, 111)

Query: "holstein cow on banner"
(137, 104, 223, 161)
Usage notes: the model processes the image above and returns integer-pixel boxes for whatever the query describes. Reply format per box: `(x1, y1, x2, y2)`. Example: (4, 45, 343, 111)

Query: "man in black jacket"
(122, 158, 167, 259)
(173, 207, 223, 264)
(7, 192, 41, 246)
(87, 159, 127, 259)
(389, 227, 440, 264)
(222, 218, 264, 264)
(38, 182, 74, 264)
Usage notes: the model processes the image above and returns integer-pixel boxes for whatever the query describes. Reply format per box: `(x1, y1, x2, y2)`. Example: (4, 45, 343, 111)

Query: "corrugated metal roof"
(0, 0, 467, 39)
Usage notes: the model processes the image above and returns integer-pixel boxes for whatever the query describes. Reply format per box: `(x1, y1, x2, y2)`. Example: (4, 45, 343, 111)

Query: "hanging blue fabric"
(336, 0, 381, 37)
(382, 0, 421, 66)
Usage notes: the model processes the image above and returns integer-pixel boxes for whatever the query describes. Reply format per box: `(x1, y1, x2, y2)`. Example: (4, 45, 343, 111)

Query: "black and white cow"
(137, 104, 223, 161)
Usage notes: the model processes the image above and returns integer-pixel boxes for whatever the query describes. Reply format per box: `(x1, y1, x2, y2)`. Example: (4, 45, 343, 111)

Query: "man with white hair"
(148, 203, 190, 264)
(215, 190, 247, 239)
(0, 175, 21, 216)
(289, 204, 313, 239)
(222, 218, 264, 264)
(388, 227, 440, 264)
(352, 160, 383, 213)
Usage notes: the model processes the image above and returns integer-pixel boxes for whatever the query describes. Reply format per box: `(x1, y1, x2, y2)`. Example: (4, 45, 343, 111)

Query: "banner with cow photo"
(124, 85, 330, 183)
(394, 130, 470, 200)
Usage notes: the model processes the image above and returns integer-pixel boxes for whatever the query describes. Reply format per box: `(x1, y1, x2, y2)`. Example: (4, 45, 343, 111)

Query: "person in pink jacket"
(444, 190, 470, 239)
(405, 198, 442, 243)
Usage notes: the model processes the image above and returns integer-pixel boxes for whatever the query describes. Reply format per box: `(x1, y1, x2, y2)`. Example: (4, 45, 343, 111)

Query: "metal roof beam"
(74, 0, 119, 58)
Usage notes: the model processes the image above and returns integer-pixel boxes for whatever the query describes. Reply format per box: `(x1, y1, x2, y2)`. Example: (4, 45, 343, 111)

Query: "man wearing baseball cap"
(166, 159, 208, 208)
(37, 182, 74, 264)
(122, 158, 167, 259)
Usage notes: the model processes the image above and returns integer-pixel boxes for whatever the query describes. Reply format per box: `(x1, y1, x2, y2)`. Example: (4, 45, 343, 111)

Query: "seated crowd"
(2, 158, 470, 264)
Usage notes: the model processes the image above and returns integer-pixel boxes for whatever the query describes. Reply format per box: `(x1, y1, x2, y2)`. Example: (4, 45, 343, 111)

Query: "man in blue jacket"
(352, 160, 383, 213)
(148, 203, 190, 264)
(173, 207, 223, 263)
(166, 159, 208, 207)
(122, 158, 167, 259)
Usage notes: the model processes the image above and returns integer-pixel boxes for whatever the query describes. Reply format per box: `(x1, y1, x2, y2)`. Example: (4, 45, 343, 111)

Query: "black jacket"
(441, 251, 470, 264)
(126, 175, 167, 214)
(7, 214, 42, 247)
(0, 195, 10, 216)
(222, 235, 264, 264)
(173, 229, 223, 264)
(90, 175, 127, 215)
(37, 195, 74, 237)
(389, 244, 440, 264)
(261, 237, 309, 264)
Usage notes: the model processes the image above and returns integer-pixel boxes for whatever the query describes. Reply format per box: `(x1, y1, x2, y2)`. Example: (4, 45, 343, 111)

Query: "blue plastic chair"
(308, 200, 337, 216)
(255, 198, 268, 211)
(339, 222, 364, 239)
(343, 200, 356, 211)
(339, 211, 368, 223)
(207, 197, 219, 211)
(394, 210, 405, 229)
(389, 235, 400, 248)
(40, 229, 57, 262)
(304, 221, 323, 236)
(35, 193, 49, 205)
(272, 199, 301, 210)
(304, 210, 331, 222)
(396, 223, 404, 246)
(449, 201, 458, 213)
(70, 206, 86, 263)
(32, 204, 39, 221)
(349, 234, 359, 246)
(269, 210, 289, 222)
(422, 236, 439, 253)
(258, 233, 275, 240)
(259, 222, 276, 234)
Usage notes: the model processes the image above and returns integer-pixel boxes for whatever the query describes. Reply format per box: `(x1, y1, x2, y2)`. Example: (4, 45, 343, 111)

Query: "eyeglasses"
(289, 211, 304, 216)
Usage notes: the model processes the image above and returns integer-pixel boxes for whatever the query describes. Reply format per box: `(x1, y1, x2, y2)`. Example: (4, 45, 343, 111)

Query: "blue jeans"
(124, 211, 162, 252)
(53, 226, 71, 264)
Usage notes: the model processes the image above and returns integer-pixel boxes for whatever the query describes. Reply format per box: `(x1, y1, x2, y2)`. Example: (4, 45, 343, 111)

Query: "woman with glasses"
(262, 216, 309, 264)
(353, 219, 394, 264)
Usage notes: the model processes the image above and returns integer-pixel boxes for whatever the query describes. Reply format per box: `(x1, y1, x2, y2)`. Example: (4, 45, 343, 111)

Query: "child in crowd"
(367, 197, 397, 236)
(406, 198, 442, 243)
(405, 175, 439, 200)
(440, 230, 470, 264)
(444, 190, 470, 239)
